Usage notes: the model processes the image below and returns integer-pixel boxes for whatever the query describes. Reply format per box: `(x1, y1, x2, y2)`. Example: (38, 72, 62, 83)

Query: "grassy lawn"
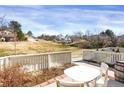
(0, 40, 82, 57)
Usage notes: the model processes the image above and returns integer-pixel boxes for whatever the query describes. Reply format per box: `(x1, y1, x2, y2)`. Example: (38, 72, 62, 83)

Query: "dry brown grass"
(0, 63, 75, 87)
(0, 65, 32, 87)
(0, 40, 81, 57)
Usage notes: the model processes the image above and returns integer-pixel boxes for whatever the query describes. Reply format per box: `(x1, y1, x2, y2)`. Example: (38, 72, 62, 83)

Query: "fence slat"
(0, 51, 71, 72)
(83, 50, 124, 65)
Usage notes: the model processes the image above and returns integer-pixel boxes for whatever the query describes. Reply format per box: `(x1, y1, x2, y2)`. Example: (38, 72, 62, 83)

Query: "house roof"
(0, 30, 15, 37)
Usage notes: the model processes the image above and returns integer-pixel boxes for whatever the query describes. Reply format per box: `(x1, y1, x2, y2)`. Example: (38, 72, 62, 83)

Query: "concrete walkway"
(45, 61, 124, 87)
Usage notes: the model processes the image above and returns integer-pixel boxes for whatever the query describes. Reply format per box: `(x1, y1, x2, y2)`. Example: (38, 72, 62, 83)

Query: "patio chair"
(55, 79, 84, 87)
(95, 62, 109, 87)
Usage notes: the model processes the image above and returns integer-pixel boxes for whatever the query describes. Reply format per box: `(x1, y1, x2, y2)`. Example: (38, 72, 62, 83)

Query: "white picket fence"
(0, 51, 71, 71)
(83, 50, 124, 65)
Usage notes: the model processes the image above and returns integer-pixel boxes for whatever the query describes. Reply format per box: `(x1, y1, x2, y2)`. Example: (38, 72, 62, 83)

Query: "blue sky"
(0, 5, 124, 36)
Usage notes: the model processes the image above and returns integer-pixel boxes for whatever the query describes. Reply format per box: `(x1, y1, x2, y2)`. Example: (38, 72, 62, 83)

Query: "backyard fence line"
(0, 51, 71, 72)
(83, 50, 124, 65)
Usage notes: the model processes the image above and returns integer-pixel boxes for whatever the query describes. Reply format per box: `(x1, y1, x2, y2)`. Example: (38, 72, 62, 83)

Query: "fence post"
(3, 57, 6, 70)
(2, 57, 9, 70)
(48, 54, 52, 69)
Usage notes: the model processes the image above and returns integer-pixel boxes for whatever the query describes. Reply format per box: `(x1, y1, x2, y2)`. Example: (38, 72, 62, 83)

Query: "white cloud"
(1, 6, 124, 36)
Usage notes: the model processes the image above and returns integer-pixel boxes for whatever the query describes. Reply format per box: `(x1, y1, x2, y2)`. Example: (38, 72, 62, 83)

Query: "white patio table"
(64, 65, 100, 86)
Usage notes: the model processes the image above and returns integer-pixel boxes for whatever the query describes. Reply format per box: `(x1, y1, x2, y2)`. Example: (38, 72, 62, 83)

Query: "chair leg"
(87, 79, 97, 87)
(84, 82, 89, 87)
(94, 80, 97, 87)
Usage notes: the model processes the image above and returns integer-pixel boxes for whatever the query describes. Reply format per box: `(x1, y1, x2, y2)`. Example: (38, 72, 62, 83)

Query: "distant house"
(0, 30, 15, 42)
(25, 34, 36, 42)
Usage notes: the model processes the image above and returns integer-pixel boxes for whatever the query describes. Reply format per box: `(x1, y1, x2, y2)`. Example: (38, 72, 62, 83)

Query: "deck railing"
(83, 50, 124, 64)
(0, 51, 71, 71)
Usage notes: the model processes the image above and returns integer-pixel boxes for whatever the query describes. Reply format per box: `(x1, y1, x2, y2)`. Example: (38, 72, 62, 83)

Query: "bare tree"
(85, 30, 91, 40)
(9, 21, 21, 55)
(71, 31, 83, 42)
(0, 15, 6, 31)
(0, 15, 7, 40)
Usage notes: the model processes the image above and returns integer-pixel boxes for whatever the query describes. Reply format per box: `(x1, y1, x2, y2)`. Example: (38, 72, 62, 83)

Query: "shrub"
(112, 49, 115, 52)
(119, 42, 124, 47)
(0, 63, 75, 87)
(72, 40, 92, 49)
(0, 65, 32, 87)
(116, 48, 120, 53)
(101, 49, 104, 51)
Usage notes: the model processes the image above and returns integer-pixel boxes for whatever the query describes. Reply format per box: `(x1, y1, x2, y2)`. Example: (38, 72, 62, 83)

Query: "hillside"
(118, 35, 124, 42)
(0, 40, 82, 57)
